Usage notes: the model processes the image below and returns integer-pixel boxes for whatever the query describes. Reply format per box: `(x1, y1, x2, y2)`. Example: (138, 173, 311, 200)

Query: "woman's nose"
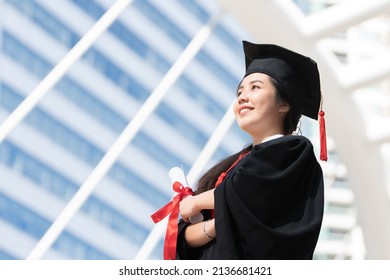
(238, 91, 249, 104)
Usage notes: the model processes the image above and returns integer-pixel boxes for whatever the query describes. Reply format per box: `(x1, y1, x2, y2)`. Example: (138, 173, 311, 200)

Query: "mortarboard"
(242, 41, 327, 161)
(243, 40, 321, 120)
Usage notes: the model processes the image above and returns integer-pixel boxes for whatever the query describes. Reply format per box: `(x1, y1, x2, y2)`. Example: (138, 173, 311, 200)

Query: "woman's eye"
(252, 85, 260, 90)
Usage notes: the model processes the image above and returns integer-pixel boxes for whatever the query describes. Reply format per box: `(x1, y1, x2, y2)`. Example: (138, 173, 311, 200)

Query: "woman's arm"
(179, 189, 216, 247)
(179, 189, 214, 222)
(184, 219, 215, 247)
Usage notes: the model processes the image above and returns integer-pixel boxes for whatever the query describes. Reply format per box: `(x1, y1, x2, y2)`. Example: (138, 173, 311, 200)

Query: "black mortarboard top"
(243, 40, 321, 120)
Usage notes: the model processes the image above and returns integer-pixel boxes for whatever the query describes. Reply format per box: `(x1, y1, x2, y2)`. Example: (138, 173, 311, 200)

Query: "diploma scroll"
(169, 167, 203, 224)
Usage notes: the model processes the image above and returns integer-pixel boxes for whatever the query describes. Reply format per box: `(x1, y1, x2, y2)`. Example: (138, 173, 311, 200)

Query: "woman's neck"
(251, 127, 285, 145)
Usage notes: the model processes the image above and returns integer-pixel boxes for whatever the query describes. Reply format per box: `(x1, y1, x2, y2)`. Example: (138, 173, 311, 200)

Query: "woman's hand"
(179, 189, 215, 223)
(179, 196, 199, 223)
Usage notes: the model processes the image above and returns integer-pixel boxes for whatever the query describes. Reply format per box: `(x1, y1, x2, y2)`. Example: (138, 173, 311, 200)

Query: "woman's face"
(233, 73, 288, 143)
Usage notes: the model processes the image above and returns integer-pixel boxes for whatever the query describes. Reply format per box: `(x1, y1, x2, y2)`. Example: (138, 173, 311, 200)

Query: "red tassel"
(319, 110, 327, 161)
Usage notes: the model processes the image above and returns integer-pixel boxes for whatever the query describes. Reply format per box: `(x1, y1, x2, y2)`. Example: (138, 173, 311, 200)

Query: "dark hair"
(194, 76, 301, 195)
(269, 76, 301, 135)
(195, 144, 252, 195)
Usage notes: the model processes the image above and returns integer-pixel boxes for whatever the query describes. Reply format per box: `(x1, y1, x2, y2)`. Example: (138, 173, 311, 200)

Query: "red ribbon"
(215, 151, 250, 188)
(211, 150, 251, 218)
(150, 181, 193, 260)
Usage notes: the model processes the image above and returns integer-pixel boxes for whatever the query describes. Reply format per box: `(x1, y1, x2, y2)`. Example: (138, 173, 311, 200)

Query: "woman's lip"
(239, 106, 254, 115)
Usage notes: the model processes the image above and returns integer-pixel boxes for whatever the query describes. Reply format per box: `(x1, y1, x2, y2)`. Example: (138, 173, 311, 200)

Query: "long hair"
(194, 76, 300, 195)
(194, 144, 252, 194)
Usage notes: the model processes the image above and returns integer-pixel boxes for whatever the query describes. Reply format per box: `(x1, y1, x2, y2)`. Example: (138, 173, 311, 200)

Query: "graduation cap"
(242, 41, 327, 160)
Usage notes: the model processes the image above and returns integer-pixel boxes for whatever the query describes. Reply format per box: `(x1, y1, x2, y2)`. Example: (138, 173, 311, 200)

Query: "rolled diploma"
(169, 167, 203, 224)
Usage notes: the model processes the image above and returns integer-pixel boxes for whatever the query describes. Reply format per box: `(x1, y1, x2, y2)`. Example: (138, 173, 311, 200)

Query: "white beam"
(305, 0, 390, 40)
(340, 51, 390, 91)
(217, 0, 306, 47)
(367, 117, 390, 144)
(26, 9, 222, 260)
(186, 103, 235, 185)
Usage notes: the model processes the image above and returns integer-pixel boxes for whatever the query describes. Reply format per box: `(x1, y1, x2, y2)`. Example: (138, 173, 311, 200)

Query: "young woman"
(175, 41, 325, 260)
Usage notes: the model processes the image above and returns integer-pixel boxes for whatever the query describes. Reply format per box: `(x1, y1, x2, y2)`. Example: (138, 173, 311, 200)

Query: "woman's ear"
(279, 103, 290, 113)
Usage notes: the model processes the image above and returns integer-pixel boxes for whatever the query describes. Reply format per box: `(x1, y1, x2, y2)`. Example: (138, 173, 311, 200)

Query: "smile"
(239, 107, 253, 115)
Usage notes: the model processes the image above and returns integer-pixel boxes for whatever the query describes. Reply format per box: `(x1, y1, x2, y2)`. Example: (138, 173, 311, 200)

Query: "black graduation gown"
(176, 135, 324, 260)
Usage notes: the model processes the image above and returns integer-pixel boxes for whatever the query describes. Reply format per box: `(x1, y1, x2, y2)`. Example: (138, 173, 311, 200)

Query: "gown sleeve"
(176, 211, 216, 259)
(214, 135, 324, 259)
(175, 219, 196, 259)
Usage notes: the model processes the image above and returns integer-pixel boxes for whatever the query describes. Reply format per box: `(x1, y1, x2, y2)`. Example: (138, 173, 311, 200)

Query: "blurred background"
(0, 0, 389, 260)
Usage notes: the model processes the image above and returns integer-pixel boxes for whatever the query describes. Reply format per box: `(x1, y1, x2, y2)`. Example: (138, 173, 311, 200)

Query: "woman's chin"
(237, 123, 254, 136)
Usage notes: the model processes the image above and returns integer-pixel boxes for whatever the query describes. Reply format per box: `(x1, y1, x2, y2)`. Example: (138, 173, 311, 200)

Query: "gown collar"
(261, 134, 284, 143)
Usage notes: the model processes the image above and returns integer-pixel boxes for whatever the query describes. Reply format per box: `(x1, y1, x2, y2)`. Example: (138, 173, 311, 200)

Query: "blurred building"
(295, 0, 366, 260)
(1, 0, 389, 260)
(294, 0, 390, 260)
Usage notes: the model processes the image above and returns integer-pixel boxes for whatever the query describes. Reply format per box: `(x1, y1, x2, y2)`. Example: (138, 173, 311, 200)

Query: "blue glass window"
(4, 33, 196, 166)
(172, 0, 210, 23)
(131, 0, 240, 90)
(7, 0, 79, 48)
(1, 84, 171, 206)
(0, 191, 111, 259)
(0, 140, 151, 250)
(133, 0, 189, 46)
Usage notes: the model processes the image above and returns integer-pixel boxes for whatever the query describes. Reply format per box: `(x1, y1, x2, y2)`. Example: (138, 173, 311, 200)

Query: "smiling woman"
(234, 73, 288, 145)
(174, 41, 325, 260)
